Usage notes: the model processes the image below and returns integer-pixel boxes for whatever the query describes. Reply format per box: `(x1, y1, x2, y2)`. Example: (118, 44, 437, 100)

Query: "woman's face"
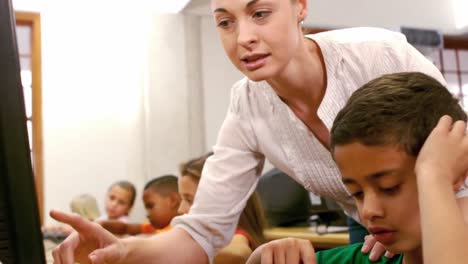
(211, 0, 307, 81)
(177, 175, 199, 214)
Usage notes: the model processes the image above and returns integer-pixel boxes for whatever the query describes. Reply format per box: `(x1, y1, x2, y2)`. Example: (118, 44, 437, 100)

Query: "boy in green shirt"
(316, 243, 402, 264)
(247, 72, 468, 264)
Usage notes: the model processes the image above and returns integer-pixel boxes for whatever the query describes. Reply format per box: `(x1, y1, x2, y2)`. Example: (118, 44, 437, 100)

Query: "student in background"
(43, 193, 101, 238)
(100, 175, 181, 235)
(179, 153, 266, 264)
(246, 72, 468, 264)
(70, 193, 101, 221)
(96, 180, 136, 223)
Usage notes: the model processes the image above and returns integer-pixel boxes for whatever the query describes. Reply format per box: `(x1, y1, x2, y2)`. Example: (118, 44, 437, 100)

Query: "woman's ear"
(296, 0, 308, 23)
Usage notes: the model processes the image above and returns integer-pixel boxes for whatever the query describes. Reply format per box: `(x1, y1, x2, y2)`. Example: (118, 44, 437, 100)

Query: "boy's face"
(333, 142, 422, 254)
(143, 189, 177, 229)
(105, 185, 132, 220)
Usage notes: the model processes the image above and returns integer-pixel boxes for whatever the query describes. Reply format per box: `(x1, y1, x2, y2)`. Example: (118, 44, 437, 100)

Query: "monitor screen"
(0, 0, 46, 263)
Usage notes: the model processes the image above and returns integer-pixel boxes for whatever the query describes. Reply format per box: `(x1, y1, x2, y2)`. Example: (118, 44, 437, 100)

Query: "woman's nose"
(237, 21, 258, 49)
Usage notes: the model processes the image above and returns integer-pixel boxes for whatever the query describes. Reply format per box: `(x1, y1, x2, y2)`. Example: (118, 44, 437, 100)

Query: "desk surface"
(264, 227, 349, 249)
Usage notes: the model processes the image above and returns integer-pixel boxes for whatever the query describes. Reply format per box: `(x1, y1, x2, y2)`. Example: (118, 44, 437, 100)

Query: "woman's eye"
(253, 10, 271, 19)
(217, 19, 233, 28)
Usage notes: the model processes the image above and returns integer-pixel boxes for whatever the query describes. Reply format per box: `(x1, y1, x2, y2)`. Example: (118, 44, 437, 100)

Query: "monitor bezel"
(0, 0, 46, 262)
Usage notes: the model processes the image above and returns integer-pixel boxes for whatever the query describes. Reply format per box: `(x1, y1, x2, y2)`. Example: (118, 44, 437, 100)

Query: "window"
(436, 48, 468, 109)
(15, 12, 43, 223)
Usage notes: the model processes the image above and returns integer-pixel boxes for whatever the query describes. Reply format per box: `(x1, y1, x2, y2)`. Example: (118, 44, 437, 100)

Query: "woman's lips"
(241, 54, 270, 71)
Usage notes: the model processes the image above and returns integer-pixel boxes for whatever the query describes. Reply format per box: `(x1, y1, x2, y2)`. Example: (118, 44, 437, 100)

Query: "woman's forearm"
(122, 228, 208, 264)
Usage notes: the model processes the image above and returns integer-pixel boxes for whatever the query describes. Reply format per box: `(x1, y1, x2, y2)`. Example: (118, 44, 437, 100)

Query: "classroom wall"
(145, 14, 206, 185)
(306, 0, 458, 33)
(40, 1, 151, 223)
(200, 16, 243, 150)
(39, 3, 206, 223)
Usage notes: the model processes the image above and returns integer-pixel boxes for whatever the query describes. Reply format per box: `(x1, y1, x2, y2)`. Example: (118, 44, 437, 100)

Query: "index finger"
(50, 210, 98, 234)
(435, 115, 453, 132)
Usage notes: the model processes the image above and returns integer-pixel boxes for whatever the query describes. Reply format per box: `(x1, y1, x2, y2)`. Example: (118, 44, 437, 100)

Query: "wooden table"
(264, 227, 349, 249)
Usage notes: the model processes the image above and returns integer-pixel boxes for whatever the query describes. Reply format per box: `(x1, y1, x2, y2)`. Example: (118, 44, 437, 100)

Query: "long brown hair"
(179, 152, 266, 249)
(237, 192, 266, 249)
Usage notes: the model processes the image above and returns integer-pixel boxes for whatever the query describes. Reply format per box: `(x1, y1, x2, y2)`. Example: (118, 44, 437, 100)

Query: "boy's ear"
(168, 192, 182, 208)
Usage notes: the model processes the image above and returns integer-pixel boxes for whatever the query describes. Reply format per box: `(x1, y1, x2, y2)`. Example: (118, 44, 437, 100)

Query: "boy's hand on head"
(246, 238, 317, 264)
(50, 210, 128, 264)
(416, 115, 468, 187)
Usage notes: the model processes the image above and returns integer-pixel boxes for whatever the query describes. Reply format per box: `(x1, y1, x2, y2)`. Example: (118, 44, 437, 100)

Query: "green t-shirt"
(316, 243, 403, 264)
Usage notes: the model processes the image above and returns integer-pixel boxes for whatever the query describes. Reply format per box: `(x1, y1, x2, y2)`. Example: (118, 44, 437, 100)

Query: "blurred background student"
(178, 152, 266, 264)
(96, 180, 136, 223)
(100, 175, 181, 235)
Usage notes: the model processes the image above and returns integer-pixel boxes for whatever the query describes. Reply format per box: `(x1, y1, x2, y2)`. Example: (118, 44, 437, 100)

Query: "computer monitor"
(0, 0, 46, 263)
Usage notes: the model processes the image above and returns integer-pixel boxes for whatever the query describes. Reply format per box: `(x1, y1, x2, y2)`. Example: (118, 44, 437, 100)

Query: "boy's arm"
(458, 197, 468, 224)
(417, 175, 468, 263)
(454, 180, 468, 223)
(127, 223, 144, 235)
(415, 116, 468, 264)
(99, 220, 142, 236)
